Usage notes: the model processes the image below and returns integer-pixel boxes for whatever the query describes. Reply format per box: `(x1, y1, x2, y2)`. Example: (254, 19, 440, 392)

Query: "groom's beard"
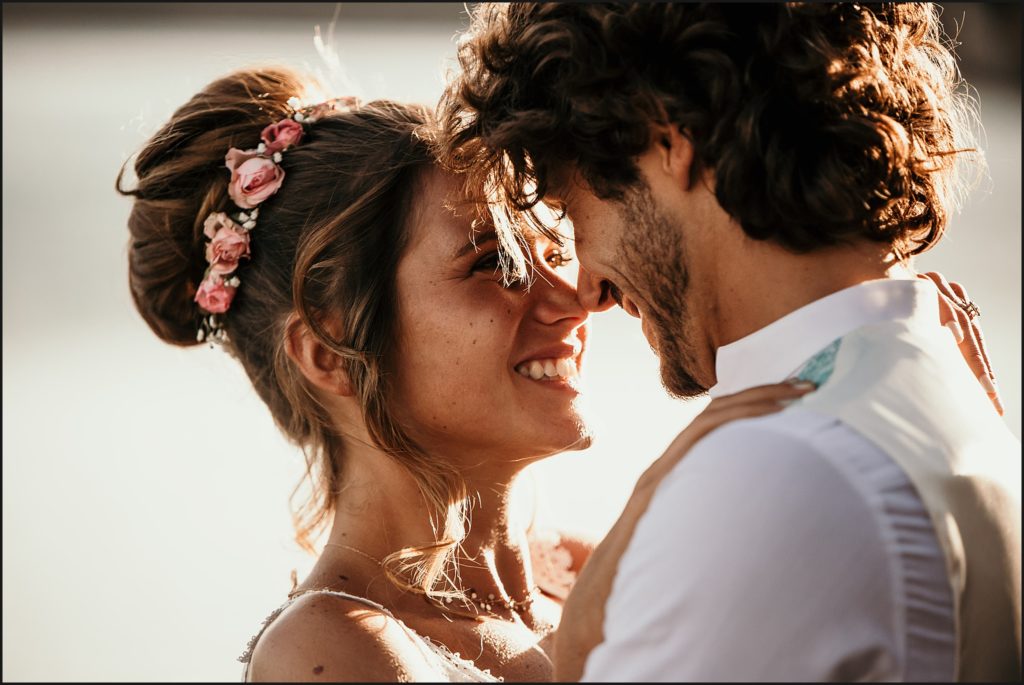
(621, 185, 708, 399)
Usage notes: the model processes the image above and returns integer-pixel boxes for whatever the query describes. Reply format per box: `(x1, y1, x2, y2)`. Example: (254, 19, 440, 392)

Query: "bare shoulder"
(247, 592, 435, 682)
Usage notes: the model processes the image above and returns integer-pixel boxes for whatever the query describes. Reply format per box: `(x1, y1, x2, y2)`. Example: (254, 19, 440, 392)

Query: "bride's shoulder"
(245, 591, 433, 682)
(528, 528, 597, 600)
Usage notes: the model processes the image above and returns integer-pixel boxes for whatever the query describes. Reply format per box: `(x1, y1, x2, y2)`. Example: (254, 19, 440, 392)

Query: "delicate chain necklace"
(323, 542, 541, 618)
(326, 542, 384, 566)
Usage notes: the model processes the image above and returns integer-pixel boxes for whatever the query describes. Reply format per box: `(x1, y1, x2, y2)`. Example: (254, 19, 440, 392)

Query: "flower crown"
(195, 95, 358, 344)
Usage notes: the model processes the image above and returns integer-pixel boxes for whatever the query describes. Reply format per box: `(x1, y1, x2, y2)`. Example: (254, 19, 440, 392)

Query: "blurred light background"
(3, 3, 1019, 681)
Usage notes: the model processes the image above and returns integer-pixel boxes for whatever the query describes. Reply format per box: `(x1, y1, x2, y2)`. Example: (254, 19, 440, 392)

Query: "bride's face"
(389, 170, 591, 470)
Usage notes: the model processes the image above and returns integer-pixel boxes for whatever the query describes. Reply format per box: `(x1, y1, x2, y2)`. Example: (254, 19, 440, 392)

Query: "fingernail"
(979, 374, 997, 394)
(945, 320, 964, 343)
(993, 396, 1005, 417)
(789, 380, 816, 391)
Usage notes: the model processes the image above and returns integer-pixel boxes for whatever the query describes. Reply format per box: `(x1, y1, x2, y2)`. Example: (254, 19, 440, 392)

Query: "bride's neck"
(318, 439, 535, 604)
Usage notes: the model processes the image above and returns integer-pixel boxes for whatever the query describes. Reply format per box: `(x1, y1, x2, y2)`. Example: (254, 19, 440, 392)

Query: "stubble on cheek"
(620, 185, 709, 398)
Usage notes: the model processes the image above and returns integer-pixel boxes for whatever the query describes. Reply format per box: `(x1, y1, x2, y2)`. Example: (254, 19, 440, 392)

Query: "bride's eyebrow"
(453, 229, 498, 259)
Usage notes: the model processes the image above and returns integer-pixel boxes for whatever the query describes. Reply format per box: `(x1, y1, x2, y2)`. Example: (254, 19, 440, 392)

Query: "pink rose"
(225, 148, 285, 209)
(194, 275, 237, 314)
(202, 212, 250, 275)
(260, 119, 304, 153)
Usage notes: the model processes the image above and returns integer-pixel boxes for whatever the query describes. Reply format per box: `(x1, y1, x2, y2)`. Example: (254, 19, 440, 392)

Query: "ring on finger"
(962, 300, 981, 320)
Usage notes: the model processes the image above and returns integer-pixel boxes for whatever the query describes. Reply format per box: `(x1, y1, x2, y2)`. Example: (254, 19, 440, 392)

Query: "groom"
(441, 3, 1021, 681)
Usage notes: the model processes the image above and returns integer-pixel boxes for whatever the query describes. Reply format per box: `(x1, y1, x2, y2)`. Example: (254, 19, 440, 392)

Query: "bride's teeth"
(517, 357, 579, 380)
(529, 360, 545, 380)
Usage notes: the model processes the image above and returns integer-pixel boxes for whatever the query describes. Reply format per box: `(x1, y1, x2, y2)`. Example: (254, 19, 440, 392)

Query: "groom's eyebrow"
(454, 229, 499, 259)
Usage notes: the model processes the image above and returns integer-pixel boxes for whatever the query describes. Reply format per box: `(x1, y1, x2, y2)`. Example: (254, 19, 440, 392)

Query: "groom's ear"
(651, 121, 697, 192)
(283, 312, 355, 398)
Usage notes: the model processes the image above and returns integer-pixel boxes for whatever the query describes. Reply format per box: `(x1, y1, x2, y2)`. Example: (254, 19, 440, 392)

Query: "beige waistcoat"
(795, 315, 1021, 681)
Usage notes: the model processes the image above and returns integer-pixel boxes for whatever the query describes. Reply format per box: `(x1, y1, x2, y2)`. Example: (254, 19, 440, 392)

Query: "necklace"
(326, 542, 385, 566)
(323, 542, 541, 618)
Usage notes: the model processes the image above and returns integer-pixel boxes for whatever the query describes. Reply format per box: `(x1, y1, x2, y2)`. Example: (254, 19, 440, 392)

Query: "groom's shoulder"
(681, 404, 856, 461)
(662, 407, 882, 513)
(635, 409, 896, 579)
(611, 411, 908, 680)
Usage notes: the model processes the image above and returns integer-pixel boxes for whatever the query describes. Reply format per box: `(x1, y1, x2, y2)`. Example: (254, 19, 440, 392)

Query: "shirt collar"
(709, 277, 938, 398)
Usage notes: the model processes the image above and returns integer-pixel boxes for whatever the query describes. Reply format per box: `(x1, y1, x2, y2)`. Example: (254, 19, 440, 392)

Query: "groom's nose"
(576, 265, 618, 313)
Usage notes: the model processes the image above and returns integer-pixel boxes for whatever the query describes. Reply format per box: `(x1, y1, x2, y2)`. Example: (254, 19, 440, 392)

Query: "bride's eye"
(546, 247, 574, 268)
(472, 251, 501, 275)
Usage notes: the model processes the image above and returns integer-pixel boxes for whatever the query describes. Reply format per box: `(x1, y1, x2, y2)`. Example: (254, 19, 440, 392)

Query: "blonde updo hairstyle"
(117, 67, 468, 597)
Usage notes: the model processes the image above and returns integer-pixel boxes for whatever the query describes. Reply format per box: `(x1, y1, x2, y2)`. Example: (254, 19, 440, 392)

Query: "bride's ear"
(283, 312, 354, 397)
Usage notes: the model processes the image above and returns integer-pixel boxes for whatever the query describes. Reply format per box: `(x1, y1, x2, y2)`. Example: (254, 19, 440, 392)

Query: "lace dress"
(239, 532, 578, 682)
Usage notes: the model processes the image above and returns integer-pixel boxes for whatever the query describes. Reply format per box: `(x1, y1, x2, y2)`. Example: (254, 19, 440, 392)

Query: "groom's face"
(556, 177, 712, 398)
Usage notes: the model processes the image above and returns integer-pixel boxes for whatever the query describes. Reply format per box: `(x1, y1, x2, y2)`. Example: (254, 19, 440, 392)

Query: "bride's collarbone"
(288, 575, 559, 680)
(396, 607, 557, 680)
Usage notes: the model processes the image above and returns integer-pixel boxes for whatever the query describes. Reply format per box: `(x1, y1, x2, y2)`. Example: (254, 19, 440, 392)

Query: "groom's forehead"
(539, 161, 580, 201)
(545, 182, 609, 223)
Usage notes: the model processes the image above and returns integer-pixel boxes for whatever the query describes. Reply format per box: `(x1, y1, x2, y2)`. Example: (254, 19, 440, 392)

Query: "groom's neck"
(707, 234, 907, 351)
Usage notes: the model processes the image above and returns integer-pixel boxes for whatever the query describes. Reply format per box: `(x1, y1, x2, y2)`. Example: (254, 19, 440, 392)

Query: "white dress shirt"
(583, 279, 956, 682)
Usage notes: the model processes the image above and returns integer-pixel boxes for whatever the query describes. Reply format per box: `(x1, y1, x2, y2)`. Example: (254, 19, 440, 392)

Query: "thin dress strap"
(239, 589, 502, 682)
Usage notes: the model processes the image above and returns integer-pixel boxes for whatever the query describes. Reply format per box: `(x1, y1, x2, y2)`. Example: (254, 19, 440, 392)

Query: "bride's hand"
(553, 380, 816, 681)
(917, 271, 1003, 415)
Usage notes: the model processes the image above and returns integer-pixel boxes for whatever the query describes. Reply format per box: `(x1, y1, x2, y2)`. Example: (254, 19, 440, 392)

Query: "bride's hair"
(117, 66, 467, 596)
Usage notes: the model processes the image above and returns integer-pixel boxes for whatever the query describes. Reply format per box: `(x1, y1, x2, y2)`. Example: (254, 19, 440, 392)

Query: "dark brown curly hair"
(439, 2, 981, 258)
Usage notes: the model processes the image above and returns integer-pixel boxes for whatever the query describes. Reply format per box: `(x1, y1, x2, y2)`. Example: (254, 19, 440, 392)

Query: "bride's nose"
(531, 269, 589, 328)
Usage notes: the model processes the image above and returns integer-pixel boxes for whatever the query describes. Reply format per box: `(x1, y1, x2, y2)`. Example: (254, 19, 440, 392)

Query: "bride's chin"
(562, 432, 593, 452)
(537, 424, 594, 457)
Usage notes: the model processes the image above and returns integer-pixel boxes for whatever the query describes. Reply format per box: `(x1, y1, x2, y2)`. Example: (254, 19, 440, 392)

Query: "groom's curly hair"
(438, 3, 981, 258)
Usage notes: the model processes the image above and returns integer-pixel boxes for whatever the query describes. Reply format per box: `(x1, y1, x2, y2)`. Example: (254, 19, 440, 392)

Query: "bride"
(117, 66, 814, 681)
